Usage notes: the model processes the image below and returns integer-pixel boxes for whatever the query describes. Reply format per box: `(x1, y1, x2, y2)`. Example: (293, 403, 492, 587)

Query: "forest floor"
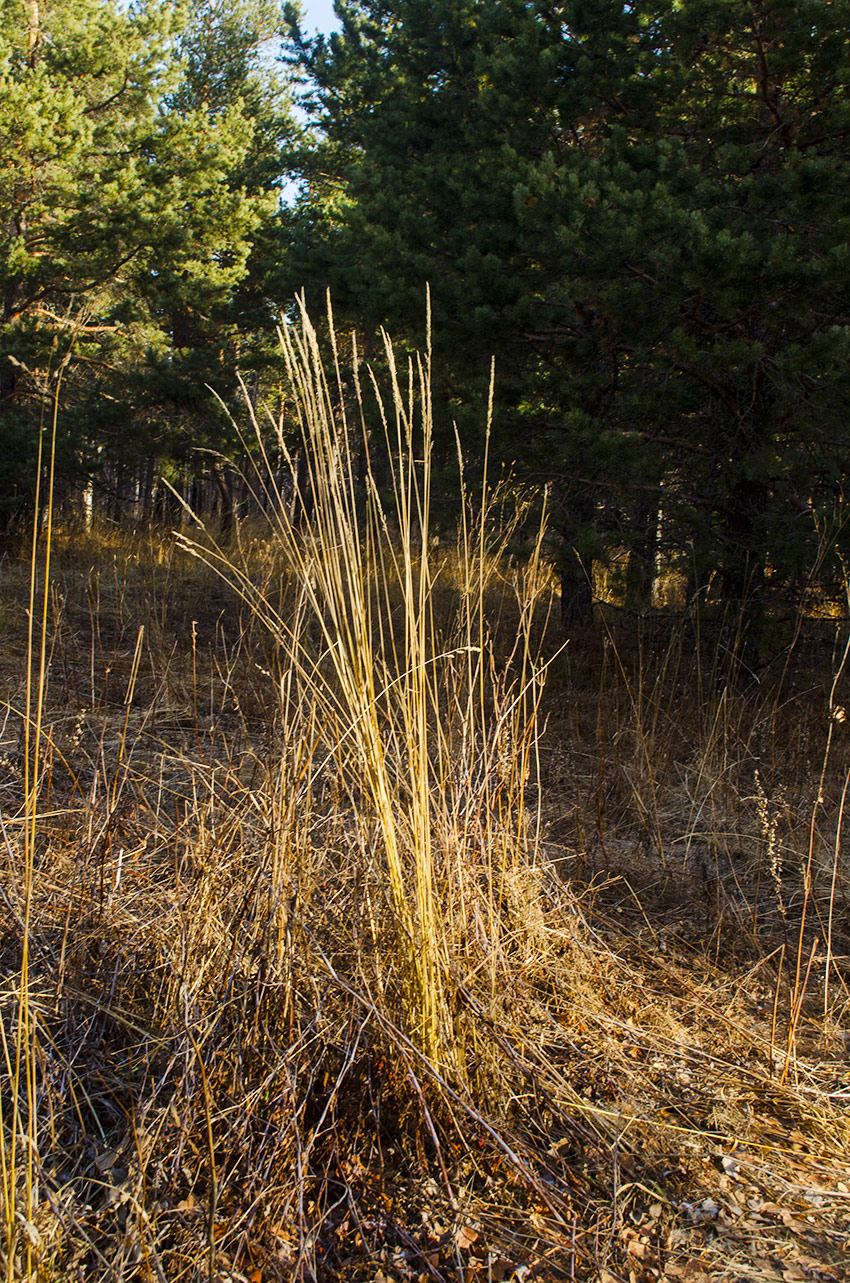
(0, 524, 848, 1283)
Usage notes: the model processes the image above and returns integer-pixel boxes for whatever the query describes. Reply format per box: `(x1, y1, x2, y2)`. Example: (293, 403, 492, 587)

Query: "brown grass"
(0, 309, 848, 1282)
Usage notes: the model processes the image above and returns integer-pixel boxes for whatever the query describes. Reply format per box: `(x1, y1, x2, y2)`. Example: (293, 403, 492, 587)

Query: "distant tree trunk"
(718, 474, 768, 679)
(190, 471, 206, 520)
(625, 498, 659, 614)
(560, 552, 594, 628)
(718, 370, 774, 676)
(108, 464, 124, 523)
(211, 460, 235, 537)
(159, 480, 183, 526)
(139, 457, 156, 523)
(556, 487, 595, 628)
(82, 478, 94, 531)
(722, 478, 767, 612)
(292, 450, 314, 528)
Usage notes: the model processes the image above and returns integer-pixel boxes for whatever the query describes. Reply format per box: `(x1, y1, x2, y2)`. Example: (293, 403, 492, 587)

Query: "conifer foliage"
(282, 0, 850, 622)
(3, 0, 848, 627)
(0, 0, 294, 524)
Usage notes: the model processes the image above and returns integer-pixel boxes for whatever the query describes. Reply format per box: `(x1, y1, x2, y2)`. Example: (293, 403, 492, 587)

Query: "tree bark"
(625, 498, 659, 614)
(211, 460, 235, 536)
(560, 552, 594, 628)
(27, 0, 41, 68)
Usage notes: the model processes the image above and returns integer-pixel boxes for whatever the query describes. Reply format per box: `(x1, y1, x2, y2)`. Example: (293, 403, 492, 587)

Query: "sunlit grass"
(0, 308, 848, 1281)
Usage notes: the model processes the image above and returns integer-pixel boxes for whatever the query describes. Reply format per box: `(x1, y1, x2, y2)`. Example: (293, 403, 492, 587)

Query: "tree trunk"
(556, 485, 596, 629)
(718, 475, 768, 680)
(560, 552, 594, 628)
(625, 498, 660, 614)
(27, 0, 41, 68)
(211, 460, 235, 537)
(291, 450, 314, 528)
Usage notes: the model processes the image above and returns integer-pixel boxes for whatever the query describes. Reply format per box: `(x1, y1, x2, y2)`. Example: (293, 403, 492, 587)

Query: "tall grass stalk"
(785, 621, 850, 1079)
(177, 296, 552, 1071)
(3, 348, 69, 1280)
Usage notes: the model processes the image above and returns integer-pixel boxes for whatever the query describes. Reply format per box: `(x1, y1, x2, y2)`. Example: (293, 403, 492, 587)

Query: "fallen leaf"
(680, 1200, 719, 1224)
(14, 1217, 42, 1251)
(780, 1210, 812, 1233)
(752, 1256, 784, 1281)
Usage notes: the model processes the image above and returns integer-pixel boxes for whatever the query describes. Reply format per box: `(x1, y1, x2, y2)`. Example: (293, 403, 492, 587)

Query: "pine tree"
(0, 0, 295, 524)
(133, 0, 298, 509)
(282, 0, 850, 630)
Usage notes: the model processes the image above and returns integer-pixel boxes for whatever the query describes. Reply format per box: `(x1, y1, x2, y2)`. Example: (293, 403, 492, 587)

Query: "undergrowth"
(0, 306, 848, 1282)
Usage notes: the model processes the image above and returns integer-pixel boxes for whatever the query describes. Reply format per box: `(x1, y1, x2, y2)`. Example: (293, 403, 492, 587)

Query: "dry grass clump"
(0, 307, 848, 1282)
(172, 301, 558, 1079)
